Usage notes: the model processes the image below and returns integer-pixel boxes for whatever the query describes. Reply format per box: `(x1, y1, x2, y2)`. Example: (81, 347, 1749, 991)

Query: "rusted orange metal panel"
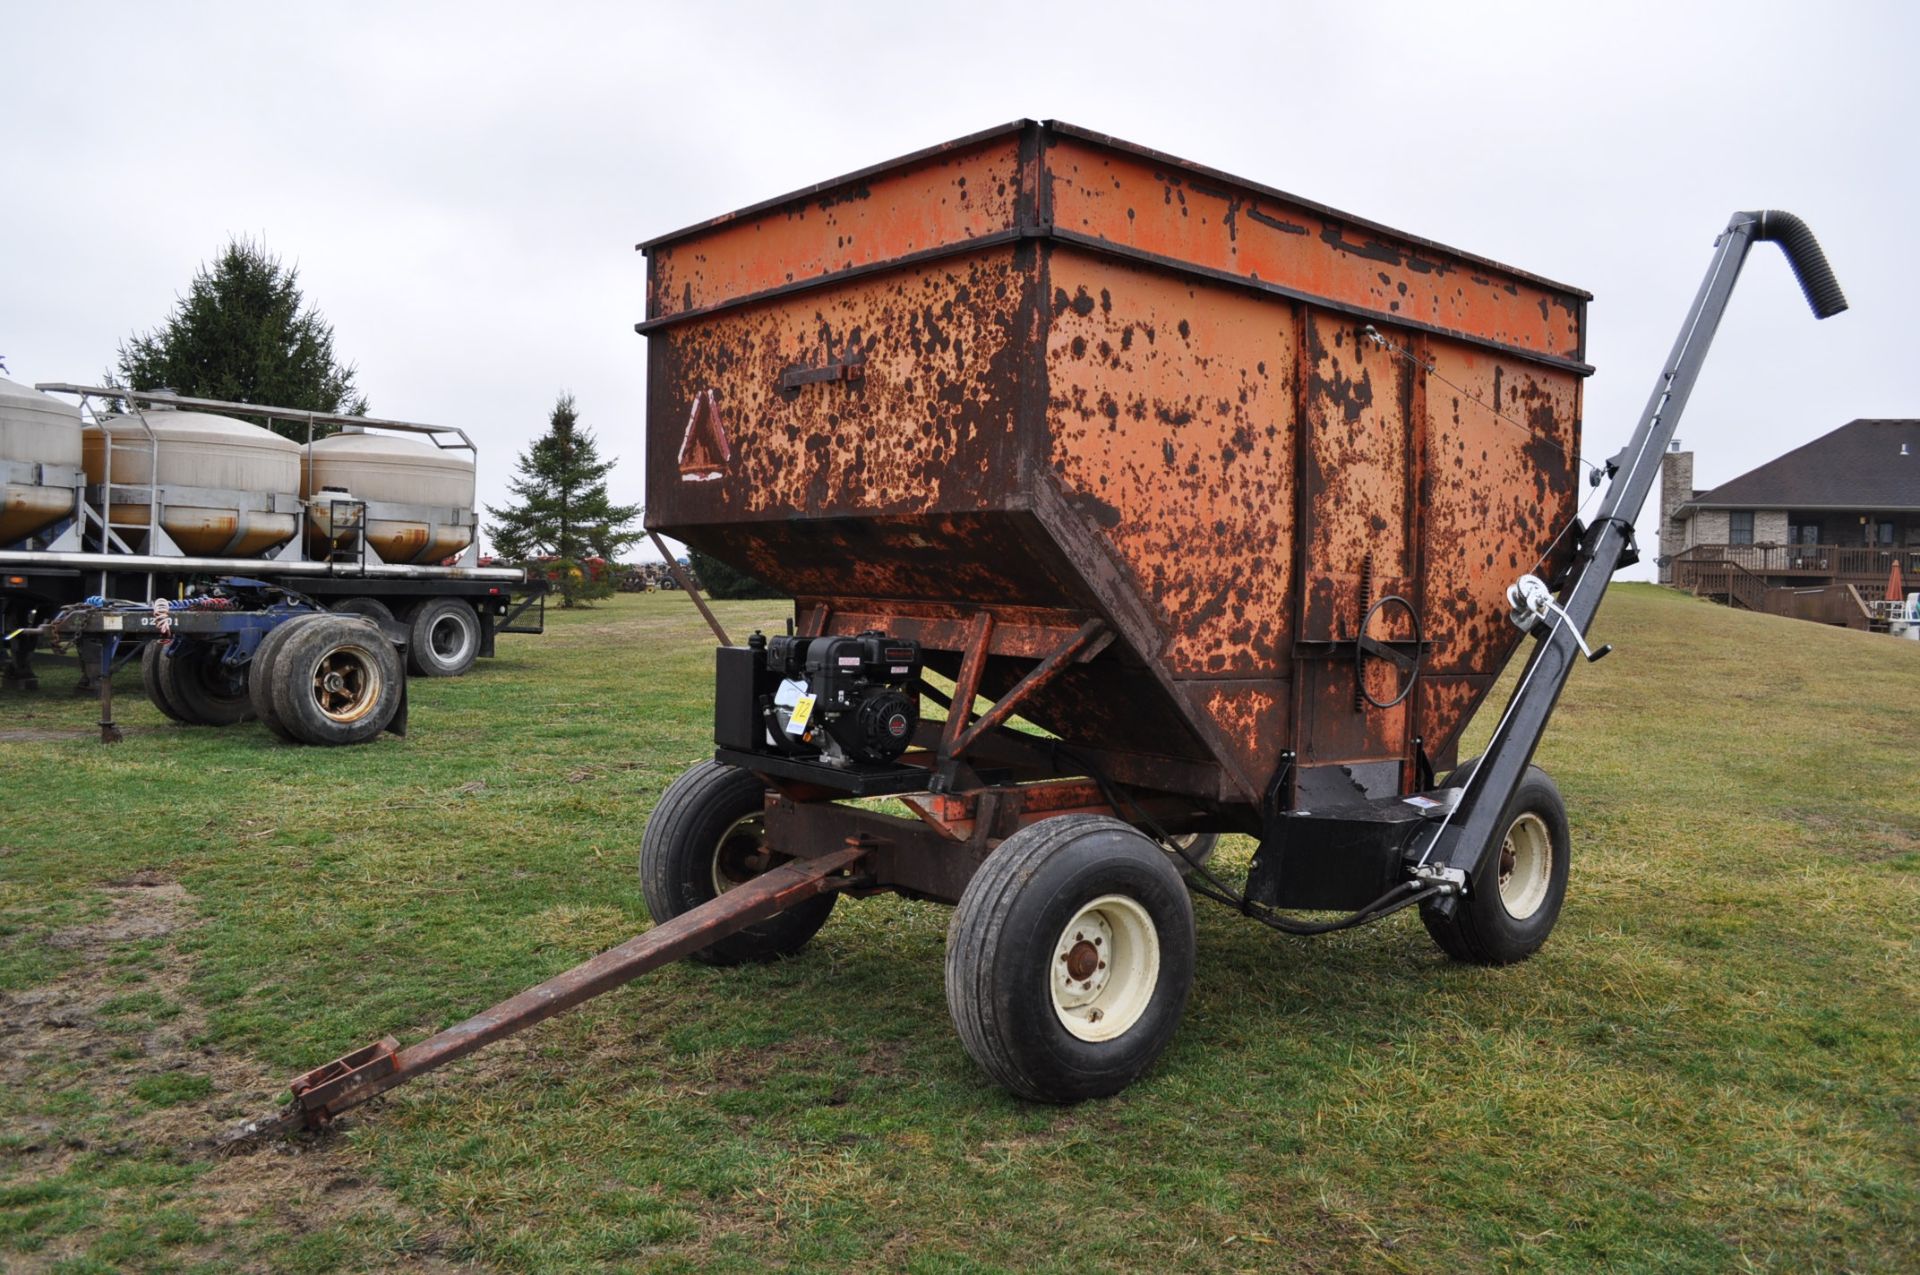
(1041, 125, 1587, 366)
(641, 121, 1588, 808)
(644, 127, 1027, 323)
(1045, 248, 1300, 679)
(1416, 345, 1584, 672)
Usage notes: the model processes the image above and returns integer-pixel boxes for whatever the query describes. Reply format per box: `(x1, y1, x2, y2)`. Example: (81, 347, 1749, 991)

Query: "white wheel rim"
(1050, 894, 1160, 1043)
(429, 612, 475, 664)
(710, 814, 767, 897)
(1498, 812, 1553, 919)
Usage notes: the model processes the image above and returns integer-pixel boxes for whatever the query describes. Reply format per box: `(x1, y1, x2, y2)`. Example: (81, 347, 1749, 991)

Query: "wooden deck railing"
(1674, 557, 1774, 612)
(1673, 555, 1878, 629)
(1673, 543, 1919, 583)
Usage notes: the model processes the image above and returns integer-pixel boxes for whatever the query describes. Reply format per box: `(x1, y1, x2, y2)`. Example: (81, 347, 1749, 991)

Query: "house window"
(1729, 511, 1754, 545)
(1877, 521, 1896, 546)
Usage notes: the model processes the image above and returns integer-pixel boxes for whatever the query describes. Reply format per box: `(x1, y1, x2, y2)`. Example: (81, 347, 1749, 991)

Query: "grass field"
(1, 584, 1916, 1272)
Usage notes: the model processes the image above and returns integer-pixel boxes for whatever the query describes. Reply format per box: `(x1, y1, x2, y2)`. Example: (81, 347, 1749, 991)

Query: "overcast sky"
(4, 2, 1913, 580)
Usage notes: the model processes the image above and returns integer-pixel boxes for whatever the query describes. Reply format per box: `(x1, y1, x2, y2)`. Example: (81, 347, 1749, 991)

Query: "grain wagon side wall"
(1031, 127, 1587, 788)
(1033, 244, 1583, 795)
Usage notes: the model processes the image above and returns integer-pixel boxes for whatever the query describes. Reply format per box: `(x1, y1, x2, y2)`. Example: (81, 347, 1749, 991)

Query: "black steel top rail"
(1419, 210, 1847, 897)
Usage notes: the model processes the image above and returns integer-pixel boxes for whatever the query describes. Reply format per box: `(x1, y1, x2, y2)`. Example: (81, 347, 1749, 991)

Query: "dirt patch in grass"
(1783, 809, 1920, 862)
(0, 874, 454, 1270)
(0, 727, 132, 744)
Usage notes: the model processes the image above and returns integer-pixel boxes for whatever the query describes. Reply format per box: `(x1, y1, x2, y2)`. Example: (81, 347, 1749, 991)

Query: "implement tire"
(157, 641, 254, 726)
(141, 642, 189, 723)
(1165, 832, 1219, 876)
(639, 761, 836, 966)
(248, 615, 325, 743)
(270, 616, 403, 746)
(331, 596, 397, 627)
(946, 814, 1195, 1104)
(408, 597, 480, 677)
(1420, 763, 1570, 966)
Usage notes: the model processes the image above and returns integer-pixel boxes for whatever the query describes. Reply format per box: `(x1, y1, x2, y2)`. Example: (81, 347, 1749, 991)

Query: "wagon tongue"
(212, 843, 870, 1149)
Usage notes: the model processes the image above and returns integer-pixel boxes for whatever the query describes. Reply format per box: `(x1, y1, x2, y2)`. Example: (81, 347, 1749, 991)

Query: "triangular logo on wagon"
(678, 389, 731, 482)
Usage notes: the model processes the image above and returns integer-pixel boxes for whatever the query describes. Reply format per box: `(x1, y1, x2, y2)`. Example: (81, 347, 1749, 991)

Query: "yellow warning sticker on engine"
(786, 693, 816, 735)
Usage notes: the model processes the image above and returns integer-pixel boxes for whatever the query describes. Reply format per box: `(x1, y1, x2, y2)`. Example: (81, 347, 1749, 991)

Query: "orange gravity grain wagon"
(229, 122, 1843, 1139)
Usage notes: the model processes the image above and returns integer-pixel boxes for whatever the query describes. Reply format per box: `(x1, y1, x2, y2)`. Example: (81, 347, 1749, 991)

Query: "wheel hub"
(431, 614, 474, 662)
(312, 649, 379, 722)
(1050, 895, 1158, 1043)
(1496, 811, 1552, 919)
(711, 815, 774, 895)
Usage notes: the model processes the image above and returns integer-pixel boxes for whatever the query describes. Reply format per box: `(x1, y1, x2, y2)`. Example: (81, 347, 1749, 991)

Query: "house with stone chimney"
(1659, 418, 1920, 626)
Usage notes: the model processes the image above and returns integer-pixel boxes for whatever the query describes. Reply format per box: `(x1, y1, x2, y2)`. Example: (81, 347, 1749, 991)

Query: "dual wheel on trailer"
(144, 609, 404, 746)
(141, 595, 483, 743)
(641, 759, 1571, 1101)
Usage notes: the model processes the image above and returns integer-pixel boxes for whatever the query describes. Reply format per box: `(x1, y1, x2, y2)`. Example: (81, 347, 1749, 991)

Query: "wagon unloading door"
(1292, 312, 1421, 794)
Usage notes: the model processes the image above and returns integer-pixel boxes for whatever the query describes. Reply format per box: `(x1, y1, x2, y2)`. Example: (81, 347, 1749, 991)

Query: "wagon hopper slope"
(639, 119, 1591, 803)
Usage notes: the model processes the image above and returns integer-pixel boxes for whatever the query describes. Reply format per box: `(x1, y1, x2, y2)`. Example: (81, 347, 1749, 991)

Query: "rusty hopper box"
(640, 119, 1589, 809)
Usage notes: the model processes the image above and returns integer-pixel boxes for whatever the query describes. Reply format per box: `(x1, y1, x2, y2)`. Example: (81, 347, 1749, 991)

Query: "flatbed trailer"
(1, 388, 544, 692)
(1, 557, 542, 689)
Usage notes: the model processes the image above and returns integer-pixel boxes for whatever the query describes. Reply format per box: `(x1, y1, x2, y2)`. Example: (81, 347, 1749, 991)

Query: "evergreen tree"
(108, 237, 367, 437)
(687, 547, 783, 600)
(487, 393, 642, 606)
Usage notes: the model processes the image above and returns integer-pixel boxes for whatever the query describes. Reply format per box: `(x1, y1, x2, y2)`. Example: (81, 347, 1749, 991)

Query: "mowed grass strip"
(0, 585, 1915, 1272)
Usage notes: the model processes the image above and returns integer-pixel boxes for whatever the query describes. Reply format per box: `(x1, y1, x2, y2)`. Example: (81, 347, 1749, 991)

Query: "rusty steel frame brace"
(216, 843, 869, 1147)
(649, 529, 732, 646)
(947, 618, 1107, 758)
(936, 615, 1108, 763)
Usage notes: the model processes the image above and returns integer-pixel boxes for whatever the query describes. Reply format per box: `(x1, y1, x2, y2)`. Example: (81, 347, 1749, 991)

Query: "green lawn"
(1, 585, 1915, 1272)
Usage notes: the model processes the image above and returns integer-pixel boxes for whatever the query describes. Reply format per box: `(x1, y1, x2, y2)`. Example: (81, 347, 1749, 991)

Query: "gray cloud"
(4, 1, 1912, 579)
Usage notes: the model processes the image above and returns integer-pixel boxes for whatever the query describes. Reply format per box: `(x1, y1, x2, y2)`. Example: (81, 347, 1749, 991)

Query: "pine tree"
(109, 237, 367, 438)
(486, 393, 642, 606)
(687, 547, 782, 599)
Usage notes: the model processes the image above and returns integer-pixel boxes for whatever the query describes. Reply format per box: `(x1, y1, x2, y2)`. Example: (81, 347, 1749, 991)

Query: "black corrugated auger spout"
(1750, 210, 1849, 319)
